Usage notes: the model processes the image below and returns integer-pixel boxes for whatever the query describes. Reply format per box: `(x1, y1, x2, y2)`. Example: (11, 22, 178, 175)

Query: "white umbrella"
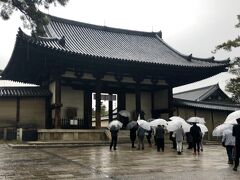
(149, 119, 168, 127)
(212, 123, 233, 136)
(126, 121, 138, 130)
(196, 124, 208, 133)
(187, 117, 205, 124)
(119, 110, 131, 117)
(137, 119, 151, 131)
(224, 110, 240, 124)
(167, 120, 191, 132)
(108, 120, 123, 130)
(169, 116, 185, 122)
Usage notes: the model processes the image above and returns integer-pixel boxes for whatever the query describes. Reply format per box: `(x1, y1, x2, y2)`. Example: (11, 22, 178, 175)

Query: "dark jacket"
(130, 126, 138, 141)
(190, 124, 202, 142)
(110, 129, 119, 138)
(155, 126, 164, 139)
(137, 127, 145, 138)
(233, 124, 240, 146)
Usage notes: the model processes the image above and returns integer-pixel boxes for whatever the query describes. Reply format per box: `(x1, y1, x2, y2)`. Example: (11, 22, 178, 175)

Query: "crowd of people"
(109, 117, 240, 172)
(109, 122, 203, 155)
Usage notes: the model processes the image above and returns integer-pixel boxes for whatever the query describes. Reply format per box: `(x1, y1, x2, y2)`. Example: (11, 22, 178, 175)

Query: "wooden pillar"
(135, 86, 141, 118)
(84, 89, 92, 129)
(54, 79, 62, 128)
(45, 96, 52, 128)
(95, 81, 101, 128)
(16, 97, 20, 128)
(108, 93, 113, 122)
(168, 86, 174, 117)
(134, 75, 143, 119)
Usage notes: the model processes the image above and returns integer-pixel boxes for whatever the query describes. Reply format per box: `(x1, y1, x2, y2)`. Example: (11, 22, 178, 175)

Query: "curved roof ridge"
(155, 34, 229, 63)
(17, 28, 61, 42)
(47, 14, 157, 37)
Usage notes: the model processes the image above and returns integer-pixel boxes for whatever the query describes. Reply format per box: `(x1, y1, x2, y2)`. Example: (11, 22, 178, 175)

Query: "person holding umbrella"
(233, 118, 240, 171)
(155, 125, 165, 152)
(130, 124, 138, 148)
(110, 127, 119, 151)
(175, 125, 185, 155)
(222, 129, 235, 165)
(108, 120, 122, 151)
(190, 122, 202, 155)
(137, 126, 146, 150)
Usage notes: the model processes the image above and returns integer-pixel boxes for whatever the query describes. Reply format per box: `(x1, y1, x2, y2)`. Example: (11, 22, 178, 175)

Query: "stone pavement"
(0, 143, 239, 179)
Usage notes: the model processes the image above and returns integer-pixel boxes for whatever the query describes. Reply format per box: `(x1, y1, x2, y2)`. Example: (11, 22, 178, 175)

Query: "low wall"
(38, 129, 108, 141)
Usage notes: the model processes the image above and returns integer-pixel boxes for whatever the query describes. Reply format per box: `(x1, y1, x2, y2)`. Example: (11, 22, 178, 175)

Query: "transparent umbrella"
(168, 116, 191, 132)
(119, 110, 131, 117)
(187, 117, 205, 124)
(149, 119, 168, 127)
(126, 121, 138, 130)
(137, 120, 151, 131)
(167, 120, 191, 132)
(108, 120, 123, 130)
(196, 124, 208, 133)
(212, 123, 233, 136)
(224, 110, 240, 124)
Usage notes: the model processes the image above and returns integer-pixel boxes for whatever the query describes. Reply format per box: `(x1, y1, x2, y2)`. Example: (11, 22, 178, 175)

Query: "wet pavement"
(0, 143, 239, 179)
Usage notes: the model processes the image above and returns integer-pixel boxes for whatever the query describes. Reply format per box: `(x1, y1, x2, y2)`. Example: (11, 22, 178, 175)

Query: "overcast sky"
(0, 0, 239, 70)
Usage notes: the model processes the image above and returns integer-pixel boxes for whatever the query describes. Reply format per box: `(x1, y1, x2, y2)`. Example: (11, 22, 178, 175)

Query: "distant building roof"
(174, 84, 222, 101)
(0, 80, 37, 87)
(174, 98, 240, 112)
(0, 87, 51, 97)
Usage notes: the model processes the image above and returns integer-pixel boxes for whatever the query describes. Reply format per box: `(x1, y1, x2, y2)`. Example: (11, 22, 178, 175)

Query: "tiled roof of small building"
(16, 14, 229, 68)
(174, 98, 240, 112)
(173, 85, 220, 101)
(0, 87, 51, 97)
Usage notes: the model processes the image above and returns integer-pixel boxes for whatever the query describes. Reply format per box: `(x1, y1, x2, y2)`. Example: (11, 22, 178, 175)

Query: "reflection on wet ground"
(0, 143, 239, 179)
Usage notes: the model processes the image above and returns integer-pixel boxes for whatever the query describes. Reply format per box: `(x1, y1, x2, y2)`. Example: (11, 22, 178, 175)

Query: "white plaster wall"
(61, 86, 84, 119)
(0, 98, 17, 126)
(141, 92, 152, 120)
(125, 93, 136, 120)
(19, 98, 46, 128)
(153, 89, 168, 109)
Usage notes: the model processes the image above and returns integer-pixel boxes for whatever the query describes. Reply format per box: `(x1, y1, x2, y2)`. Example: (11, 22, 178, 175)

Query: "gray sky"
(0, 0, 239, 70)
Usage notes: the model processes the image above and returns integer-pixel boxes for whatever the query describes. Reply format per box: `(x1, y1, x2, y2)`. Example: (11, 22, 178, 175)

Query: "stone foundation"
(38, 129, 108, 141)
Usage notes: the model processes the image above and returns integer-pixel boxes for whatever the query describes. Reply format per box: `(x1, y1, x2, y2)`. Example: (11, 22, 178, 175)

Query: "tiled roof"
(174, 98, 240, 112)
(0, 87, 51, 97)
(173, 85, 220, 101)
(16, 14, 229, 68)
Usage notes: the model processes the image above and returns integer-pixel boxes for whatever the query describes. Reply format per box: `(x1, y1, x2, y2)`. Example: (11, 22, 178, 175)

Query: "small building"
(173, 83, 240, 140)
(1, 14, 229, 129)
(0, 81, 51, 128)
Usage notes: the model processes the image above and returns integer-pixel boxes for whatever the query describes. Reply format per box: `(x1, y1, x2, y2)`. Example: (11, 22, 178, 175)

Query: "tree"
(0, 0, 69, 35)
(214, 15, 240, 103)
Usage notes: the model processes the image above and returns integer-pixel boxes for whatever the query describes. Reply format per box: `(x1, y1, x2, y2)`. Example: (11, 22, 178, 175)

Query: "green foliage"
(214, 15, 240, 103)
(214, 15, 240, 52)
(92, 102, 108, 117)
(0, 0, 69, 36)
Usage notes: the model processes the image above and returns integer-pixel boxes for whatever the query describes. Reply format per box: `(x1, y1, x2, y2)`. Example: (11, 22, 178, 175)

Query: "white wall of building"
(61, 86, 84, 119)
